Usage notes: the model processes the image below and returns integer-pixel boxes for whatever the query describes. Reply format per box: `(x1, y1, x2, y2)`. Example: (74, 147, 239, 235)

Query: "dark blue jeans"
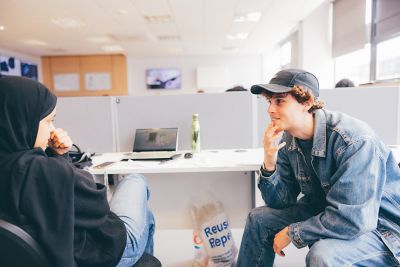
(236, 203, 400, 267)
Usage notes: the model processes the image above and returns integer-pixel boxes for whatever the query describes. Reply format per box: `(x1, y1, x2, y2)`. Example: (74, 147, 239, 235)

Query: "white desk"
(89, 149, 264, 175)
(89, 148, 264, 210)
(88, 149, 264, 266)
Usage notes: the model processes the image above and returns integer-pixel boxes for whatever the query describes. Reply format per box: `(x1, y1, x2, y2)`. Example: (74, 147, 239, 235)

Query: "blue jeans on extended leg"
(109, 174, 155, 267)
(236, 203, 400, 267)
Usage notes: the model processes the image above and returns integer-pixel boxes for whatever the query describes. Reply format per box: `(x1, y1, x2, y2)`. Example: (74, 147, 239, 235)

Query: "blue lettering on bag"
(204, 221, 229, 238)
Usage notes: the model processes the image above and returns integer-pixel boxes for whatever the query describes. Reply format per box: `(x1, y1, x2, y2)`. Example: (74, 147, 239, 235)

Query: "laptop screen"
(133, 128, 178, 152)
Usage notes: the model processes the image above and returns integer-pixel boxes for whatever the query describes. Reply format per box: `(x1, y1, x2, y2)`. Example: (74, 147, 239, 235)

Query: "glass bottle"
(191, 113, 201, 153)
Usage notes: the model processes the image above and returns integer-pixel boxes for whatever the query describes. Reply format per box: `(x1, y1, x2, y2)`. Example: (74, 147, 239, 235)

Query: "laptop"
(123, 128, 180, 160)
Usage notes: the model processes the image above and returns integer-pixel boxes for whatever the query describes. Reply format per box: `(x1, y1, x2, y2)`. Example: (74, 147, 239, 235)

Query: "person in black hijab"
(0, 75, 155, 267)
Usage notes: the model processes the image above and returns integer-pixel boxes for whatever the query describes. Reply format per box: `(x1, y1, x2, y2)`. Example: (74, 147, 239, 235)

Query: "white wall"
(298, 1, 334, 89)
(259, 1, 334, 89)
(0, 48, 42, 82)
(127, 54, 263, 96)
(260, 48, 281, 85)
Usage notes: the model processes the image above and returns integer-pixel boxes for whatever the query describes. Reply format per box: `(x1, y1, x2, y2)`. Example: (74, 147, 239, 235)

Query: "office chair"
(0, 219, 161, 267)
(134, 253, 162, 267)
(0, 218, 51, 267)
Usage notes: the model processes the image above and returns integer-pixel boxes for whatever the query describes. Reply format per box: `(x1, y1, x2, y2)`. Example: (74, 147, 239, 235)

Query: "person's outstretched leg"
(237, 203, 318, 267)
(110, 173, 155, 267)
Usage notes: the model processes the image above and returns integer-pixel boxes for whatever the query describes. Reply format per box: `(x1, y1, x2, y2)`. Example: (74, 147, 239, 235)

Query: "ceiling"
(0, 0, 327, 57)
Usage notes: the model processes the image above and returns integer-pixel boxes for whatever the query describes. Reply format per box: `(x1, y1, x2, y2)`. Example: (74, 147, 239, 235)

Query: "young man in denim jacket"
(237, 69, 400, 266)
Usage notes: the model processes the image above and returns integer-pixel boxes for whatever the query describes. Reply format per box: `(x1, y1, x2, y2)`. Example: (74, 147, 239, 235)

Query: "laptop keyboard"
(125, 151, 178, 160)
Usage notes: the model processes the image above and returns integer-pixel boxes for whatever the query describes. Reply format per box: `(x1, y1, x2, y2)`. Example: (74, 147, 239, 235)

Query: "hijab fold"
(0, 75, 57, 154)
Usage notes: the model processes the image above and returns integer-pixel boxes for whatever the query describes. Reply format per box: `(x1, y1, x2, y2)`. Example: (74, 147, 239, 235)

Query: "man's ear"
(303, 100, 313, 112)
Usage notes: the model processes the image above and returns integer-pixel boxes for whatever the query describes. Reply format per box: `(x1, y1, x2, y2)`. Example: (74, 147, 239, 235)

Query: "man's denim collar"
(287, 109, 326, 157)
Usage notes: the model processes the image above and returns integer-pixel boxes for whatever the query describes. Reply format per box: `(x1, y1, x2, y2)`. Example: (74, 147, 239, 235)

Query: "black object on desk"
(184, 152, 193, 159)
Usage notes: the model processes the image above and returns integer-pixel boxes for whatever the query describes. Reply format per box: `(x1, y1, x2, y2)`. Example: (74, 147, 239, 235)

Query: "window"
(334, 44, 371, 85)
(376, 35, 400, 80)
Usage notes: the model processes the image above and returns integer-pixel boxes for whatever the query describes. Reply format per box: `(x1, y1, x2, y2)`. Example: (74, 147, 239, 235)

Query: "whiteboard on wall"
(85, 72, 111, 91)
(54, 73, 80, 92)
(196, 66, 230, 90)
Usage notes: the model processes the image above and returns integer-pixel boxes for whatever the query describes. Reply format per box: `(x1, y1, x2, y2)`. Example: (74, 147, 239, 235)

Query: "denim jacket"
(258, 109, 400, 259)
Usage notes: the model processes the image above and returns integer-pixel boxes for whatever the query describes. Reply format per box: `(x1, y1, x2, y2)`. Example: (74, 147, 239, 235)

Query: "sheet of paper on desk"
(112, 161, 157, 168)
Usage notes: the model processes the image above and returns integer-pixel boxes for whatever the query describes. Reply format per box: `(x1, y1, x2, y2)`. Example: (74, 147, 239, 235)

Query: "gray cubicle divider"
(56, 96, 116, 153)
(320, 87, 400, 145)
(255, 86, 400, 147)
(115, 92, 255, 152)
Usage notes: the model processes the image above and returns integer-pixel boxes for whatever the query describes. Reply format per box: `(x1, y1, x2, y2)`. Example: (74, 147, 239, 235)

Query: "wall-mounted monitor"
(146, 68, 181, 89)
(21, 62, 38, 80)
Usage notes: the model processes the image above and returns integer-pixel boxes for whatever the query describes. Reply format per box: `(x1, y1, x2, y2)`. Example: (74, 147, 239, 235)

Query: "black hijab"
(0, 76, 125, 267)
(0, 75, 57, 154)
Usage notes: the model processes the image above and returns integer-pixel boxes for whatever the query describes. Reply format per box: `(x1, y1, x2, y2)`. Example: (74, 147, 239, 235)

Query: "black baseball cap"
(251, 69, 319, 97)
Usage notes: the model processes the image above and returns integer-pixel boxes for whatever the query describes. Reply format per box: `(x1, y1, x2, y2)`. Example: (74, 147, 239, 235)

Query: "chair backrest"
(0, 219, 51, 267)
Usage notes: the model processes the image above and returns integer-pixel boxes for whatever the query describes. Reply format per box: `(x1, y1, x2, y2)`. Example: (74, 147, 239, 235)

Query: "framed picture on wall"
(146, 68, 181, 89)
(0, 55, 21, 76)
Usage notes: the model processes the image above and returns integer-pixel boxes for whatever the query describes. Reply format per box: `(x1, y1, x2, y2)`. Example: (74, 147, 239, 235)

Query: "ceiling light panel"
(144, 15, 173, 24)
(22, 39, 48, 46)
(157, 35, 180, 41)
(52, 18, 85, 28)
(234, 12, 262, 22)
(102, 45, 124, 52)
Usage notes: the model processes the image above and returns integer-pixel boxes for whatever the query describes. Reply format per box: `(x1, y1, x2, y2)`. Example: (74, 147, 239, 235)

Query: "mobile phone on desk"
(92, 161, 116, 169)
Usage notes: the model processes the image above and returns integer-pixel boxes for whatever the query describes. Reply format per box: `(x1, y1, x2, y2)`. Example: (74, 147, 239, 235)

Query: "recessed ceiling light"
(87, 36, 112, 43)
(158, 35, 181, 41)
(226, 32, 248, 40)
(52, 18, 84, 28)
(102, 45, 124, 52)
(22, 39, 48, 46)
(118, 9, 128, 15)
(234, 12, 262, 22)
(144, 15, 172, 24)
(0, 25, 5, 31)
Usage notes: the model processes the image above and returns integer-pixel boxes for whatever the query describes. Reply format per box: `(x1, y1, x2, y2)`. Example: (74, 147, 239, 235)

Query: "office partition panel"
(255, 87, 400, 147)
(320, 87, 400, 145)
(115, 92, 254, 152)
(56, 97, 116, 153)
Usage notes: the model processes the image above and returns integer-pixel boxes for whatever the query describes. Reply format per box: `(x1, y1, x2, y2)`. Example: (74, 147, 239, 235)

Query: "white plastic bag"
(191, 196, 237, 266)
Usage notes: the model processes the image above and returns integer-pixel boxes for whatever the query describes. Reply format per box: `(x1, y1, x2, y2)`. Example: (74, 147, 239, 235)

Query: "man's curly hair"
(261, 85, 324, 113)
